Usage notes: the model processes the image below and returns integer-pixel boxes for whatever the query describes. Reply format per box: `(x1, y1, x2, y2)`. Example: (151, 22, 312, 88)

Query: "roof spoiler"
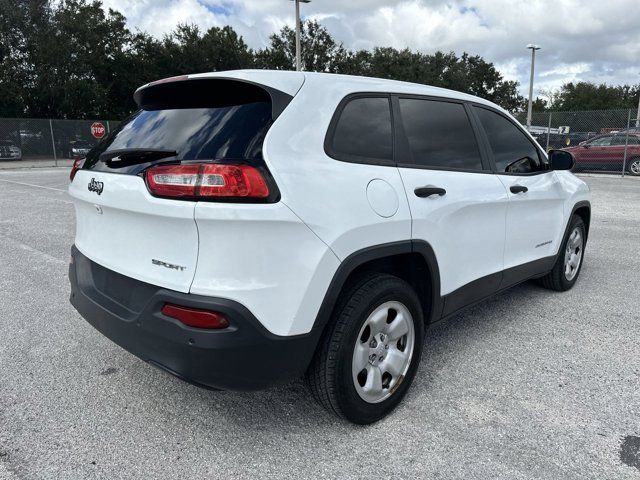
(133, 77, 294, 121)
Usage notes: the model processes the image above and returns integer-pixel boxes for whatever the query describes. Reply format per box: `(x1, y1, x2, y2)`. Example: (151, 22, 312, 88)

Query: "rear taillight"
(145, 163, 270, 200)
(70, 158, 85, 181)
(161, 304, 229, 329)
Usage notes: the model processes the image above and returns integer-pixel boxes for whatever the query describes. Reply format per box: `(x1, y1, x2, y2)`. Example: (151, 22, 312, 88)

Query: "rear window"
(327, 96, 393, 163)
(84, 102, 272, 171)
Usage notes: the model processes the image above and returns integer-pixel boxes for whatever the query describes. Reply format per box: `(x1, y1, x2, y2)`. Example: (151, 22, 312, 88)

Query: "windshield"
(84, 101, 272, 172)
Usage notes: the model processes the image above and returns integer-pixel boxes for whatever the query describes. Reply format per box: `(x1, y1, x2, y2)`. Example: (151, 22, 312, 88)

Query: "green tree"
(255, 20, 348, 72)
(6, 2, 614, 119)
(0, 0, 51, 116)
(548, 82, 640, 111)
(155, 24, 253, 76)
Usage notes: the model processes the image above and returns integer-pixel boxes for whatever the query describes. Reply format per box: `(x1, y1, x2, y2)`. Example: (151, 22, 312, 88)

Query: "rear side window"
(328, 97, 393, 162)
(474, 107, 542, 174)
(612, 135, 639, 145)
(398, 98, 482, 170)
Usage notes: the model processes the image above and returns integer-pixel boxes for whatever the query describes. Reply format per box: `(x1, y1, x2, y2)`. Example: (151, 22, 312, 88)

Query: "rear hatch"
(69, 76, 295, 293)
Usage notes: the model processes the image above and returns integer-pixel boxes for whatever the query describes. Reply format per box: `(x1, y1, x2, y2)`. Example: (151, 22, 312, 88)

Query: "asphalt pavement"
(0, 168, 639, 479)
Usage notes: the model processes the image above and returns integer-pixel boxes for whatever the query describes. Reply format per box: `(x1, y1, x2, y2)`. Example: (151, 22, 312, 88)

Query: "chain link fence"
(0, 117, 119, 165)
(2, 110, 640, 176)
(516, 108, 640, 176)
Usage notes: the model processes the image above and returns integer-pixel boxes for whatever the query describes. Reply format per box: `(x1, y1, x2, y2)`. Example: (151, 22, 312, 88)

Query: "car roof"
(591, 132, 640, 138)
(137, 69, 506, 115)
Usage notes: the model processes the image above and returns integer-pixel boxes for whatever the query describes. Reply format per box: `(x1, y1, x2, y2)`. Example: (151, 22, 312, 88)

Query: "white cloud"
(100, 0, 640, 94)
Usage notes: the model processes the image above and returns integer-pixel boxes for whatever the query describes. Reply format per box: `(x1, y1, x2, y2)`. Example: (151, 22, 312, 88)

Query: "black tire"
(306, 273, 424, 424)
(627, 157, 640, 176)
(539, 215, 586, 291)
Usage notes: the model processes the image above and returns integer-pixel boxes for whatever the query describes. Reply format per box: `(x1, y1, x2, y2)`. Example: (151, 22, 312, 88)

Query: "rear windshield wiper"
(99, 148, 178, 166)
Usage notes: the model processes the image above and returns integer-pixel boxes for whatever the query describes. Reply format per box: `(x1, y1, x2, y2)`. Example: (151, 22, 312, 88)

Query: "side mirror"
(548, 150, 575, 171)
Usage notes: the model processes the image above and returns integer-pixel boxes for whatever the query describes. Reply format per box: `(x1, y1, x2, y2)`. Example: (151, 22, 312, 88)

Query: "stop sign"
(91, 122, 106, 139)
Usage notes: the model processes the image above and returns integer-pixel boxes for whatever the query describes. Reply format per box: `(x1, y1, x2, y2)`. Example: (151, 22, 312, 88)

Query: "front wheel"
(306, 274, 424, 424)
(539, 215, 586, 291)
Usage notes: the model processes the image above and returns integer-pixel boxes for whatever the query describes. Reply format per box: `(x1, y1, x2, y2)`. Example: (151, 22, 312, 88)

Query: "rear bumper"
(69, 246, 319, 391)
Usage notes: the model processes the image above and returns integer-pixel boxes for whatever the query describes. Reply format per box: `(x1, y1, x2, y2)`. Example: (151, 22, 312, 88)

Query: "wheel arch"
(571, 200, 591, 242)
(312, 241, 443, 337)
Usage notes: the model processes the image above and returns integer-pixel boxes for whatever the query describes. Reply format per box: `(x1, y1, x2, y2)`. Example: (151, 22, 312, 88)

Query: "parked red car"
(563, 133, 640, 175)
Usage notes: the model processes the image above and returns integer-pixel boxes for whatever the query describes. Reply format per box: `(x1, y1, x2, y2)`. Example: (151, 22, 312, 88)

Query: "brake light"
(146, 163, 269, 200)
(161, 304, 229, 329)
(70, 158, 84, 181)
(147, 75, 189, 87)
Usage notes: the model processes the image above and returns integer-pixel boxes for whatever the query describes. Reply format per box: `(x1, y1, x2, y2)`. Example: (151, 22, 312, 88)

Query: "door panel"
(471, 105, 566, 276)
(400, 169, 508, 296)
(497, 172, 566, 271)
(578, 136, 612, 169)
(394, 97, 508, 300)
(579, 145, 607, 166)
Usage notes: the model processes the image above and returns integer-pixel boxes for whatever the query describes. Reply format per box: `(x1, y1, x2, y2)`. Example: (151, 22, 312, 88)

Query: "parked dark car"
(563, 133, 640, 175)
(0, 140, 22, 160)
(531, 132, 596, 151)
(69, 140, 94, 159)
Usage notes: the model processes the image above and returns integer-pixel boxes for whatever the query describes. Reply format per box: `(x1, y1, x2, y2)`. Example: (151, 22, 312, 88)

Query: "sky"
(100, 0, 640, 97)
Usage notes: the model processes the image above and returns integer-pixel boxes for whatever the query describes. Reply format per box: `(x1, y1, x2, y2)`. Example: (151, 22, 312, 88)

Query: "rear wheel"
(627, 158, 640, 176)
(306, 273, 424, 424)
(539, 215, 586, 291)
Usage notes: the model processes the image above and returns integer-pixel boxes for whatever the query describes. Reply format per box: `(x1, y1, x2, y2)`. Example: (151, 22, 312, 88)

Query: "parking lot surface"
(0, 168, 639, 479)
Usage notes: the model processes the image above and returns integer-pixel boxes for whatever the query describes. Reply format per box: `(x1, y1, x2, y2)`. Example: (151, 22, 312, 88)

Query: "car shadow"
(117, 279, 557, 431)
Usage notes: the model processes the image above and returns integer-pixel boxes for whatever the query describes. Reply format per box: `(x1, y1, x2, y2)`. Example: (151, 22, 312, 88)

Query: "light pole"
(291, 0, 311, 71)
(526, 44, 541, 130)
(636, 83, 640, 128)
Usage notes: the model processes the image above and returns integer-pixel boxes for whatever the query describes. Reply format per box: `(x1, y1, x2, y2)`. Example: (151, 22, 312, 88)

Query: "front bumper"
(69, 246, 319, 391)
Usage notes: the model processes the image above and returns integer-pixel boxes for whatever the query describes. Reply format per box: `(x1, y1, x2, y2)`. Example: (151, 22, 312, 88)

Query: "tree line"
(1, 0, 638, 120)
(533, 83, 640, 112)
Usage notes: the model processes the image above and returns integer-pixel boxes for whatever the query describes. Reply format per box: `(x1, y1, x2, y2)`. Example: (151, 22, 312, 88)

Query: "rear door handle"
(414, 186, 446, 198)
(510, 185, 528, 194)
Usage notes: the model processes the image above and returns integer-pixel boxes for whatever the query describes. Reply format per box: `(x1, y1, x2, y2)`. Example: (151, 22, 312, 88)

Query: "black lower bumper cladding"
(68, 246, 319, 391)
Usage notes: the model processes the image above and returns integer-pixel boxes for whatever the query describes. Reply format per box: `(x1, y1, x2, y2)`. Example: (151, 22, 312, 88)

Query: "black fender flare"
(565, 200, 591, 244)
(311, 240, 443, 336)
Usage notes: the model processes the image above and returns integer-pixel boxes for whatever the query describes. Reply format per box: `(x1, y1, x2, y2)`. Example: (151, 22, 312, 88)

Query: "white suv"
(68, 70, 591, 424)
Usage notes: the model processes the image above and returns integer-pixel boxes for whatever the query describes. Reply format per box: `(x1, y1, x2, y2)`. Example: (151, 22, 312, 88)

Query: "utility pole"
(526, 44, 541, 130)
(291, 0, 311, 71)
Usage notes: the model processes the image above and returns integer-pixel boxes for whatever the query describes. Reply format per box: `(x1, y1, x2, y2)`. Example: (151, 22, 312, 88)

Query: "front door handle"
(510, 185, 528, 194)
(414, 186, 446, 198)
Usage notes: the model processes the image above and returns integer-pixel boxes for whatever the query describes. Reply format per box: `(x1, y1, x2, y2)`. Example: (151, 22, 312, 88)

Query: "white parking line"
(0, 177, 67, 192)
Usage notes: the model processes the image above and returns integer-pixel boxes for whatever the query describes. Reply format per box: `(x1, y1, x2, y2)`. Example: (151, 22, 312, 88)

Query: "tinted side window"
(612, 135, 639, 145)
(474, 107, 542, 173)
(329, 97, 392, 162)
(398, 98, 482, 170)
(589, 136, 612, 146)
